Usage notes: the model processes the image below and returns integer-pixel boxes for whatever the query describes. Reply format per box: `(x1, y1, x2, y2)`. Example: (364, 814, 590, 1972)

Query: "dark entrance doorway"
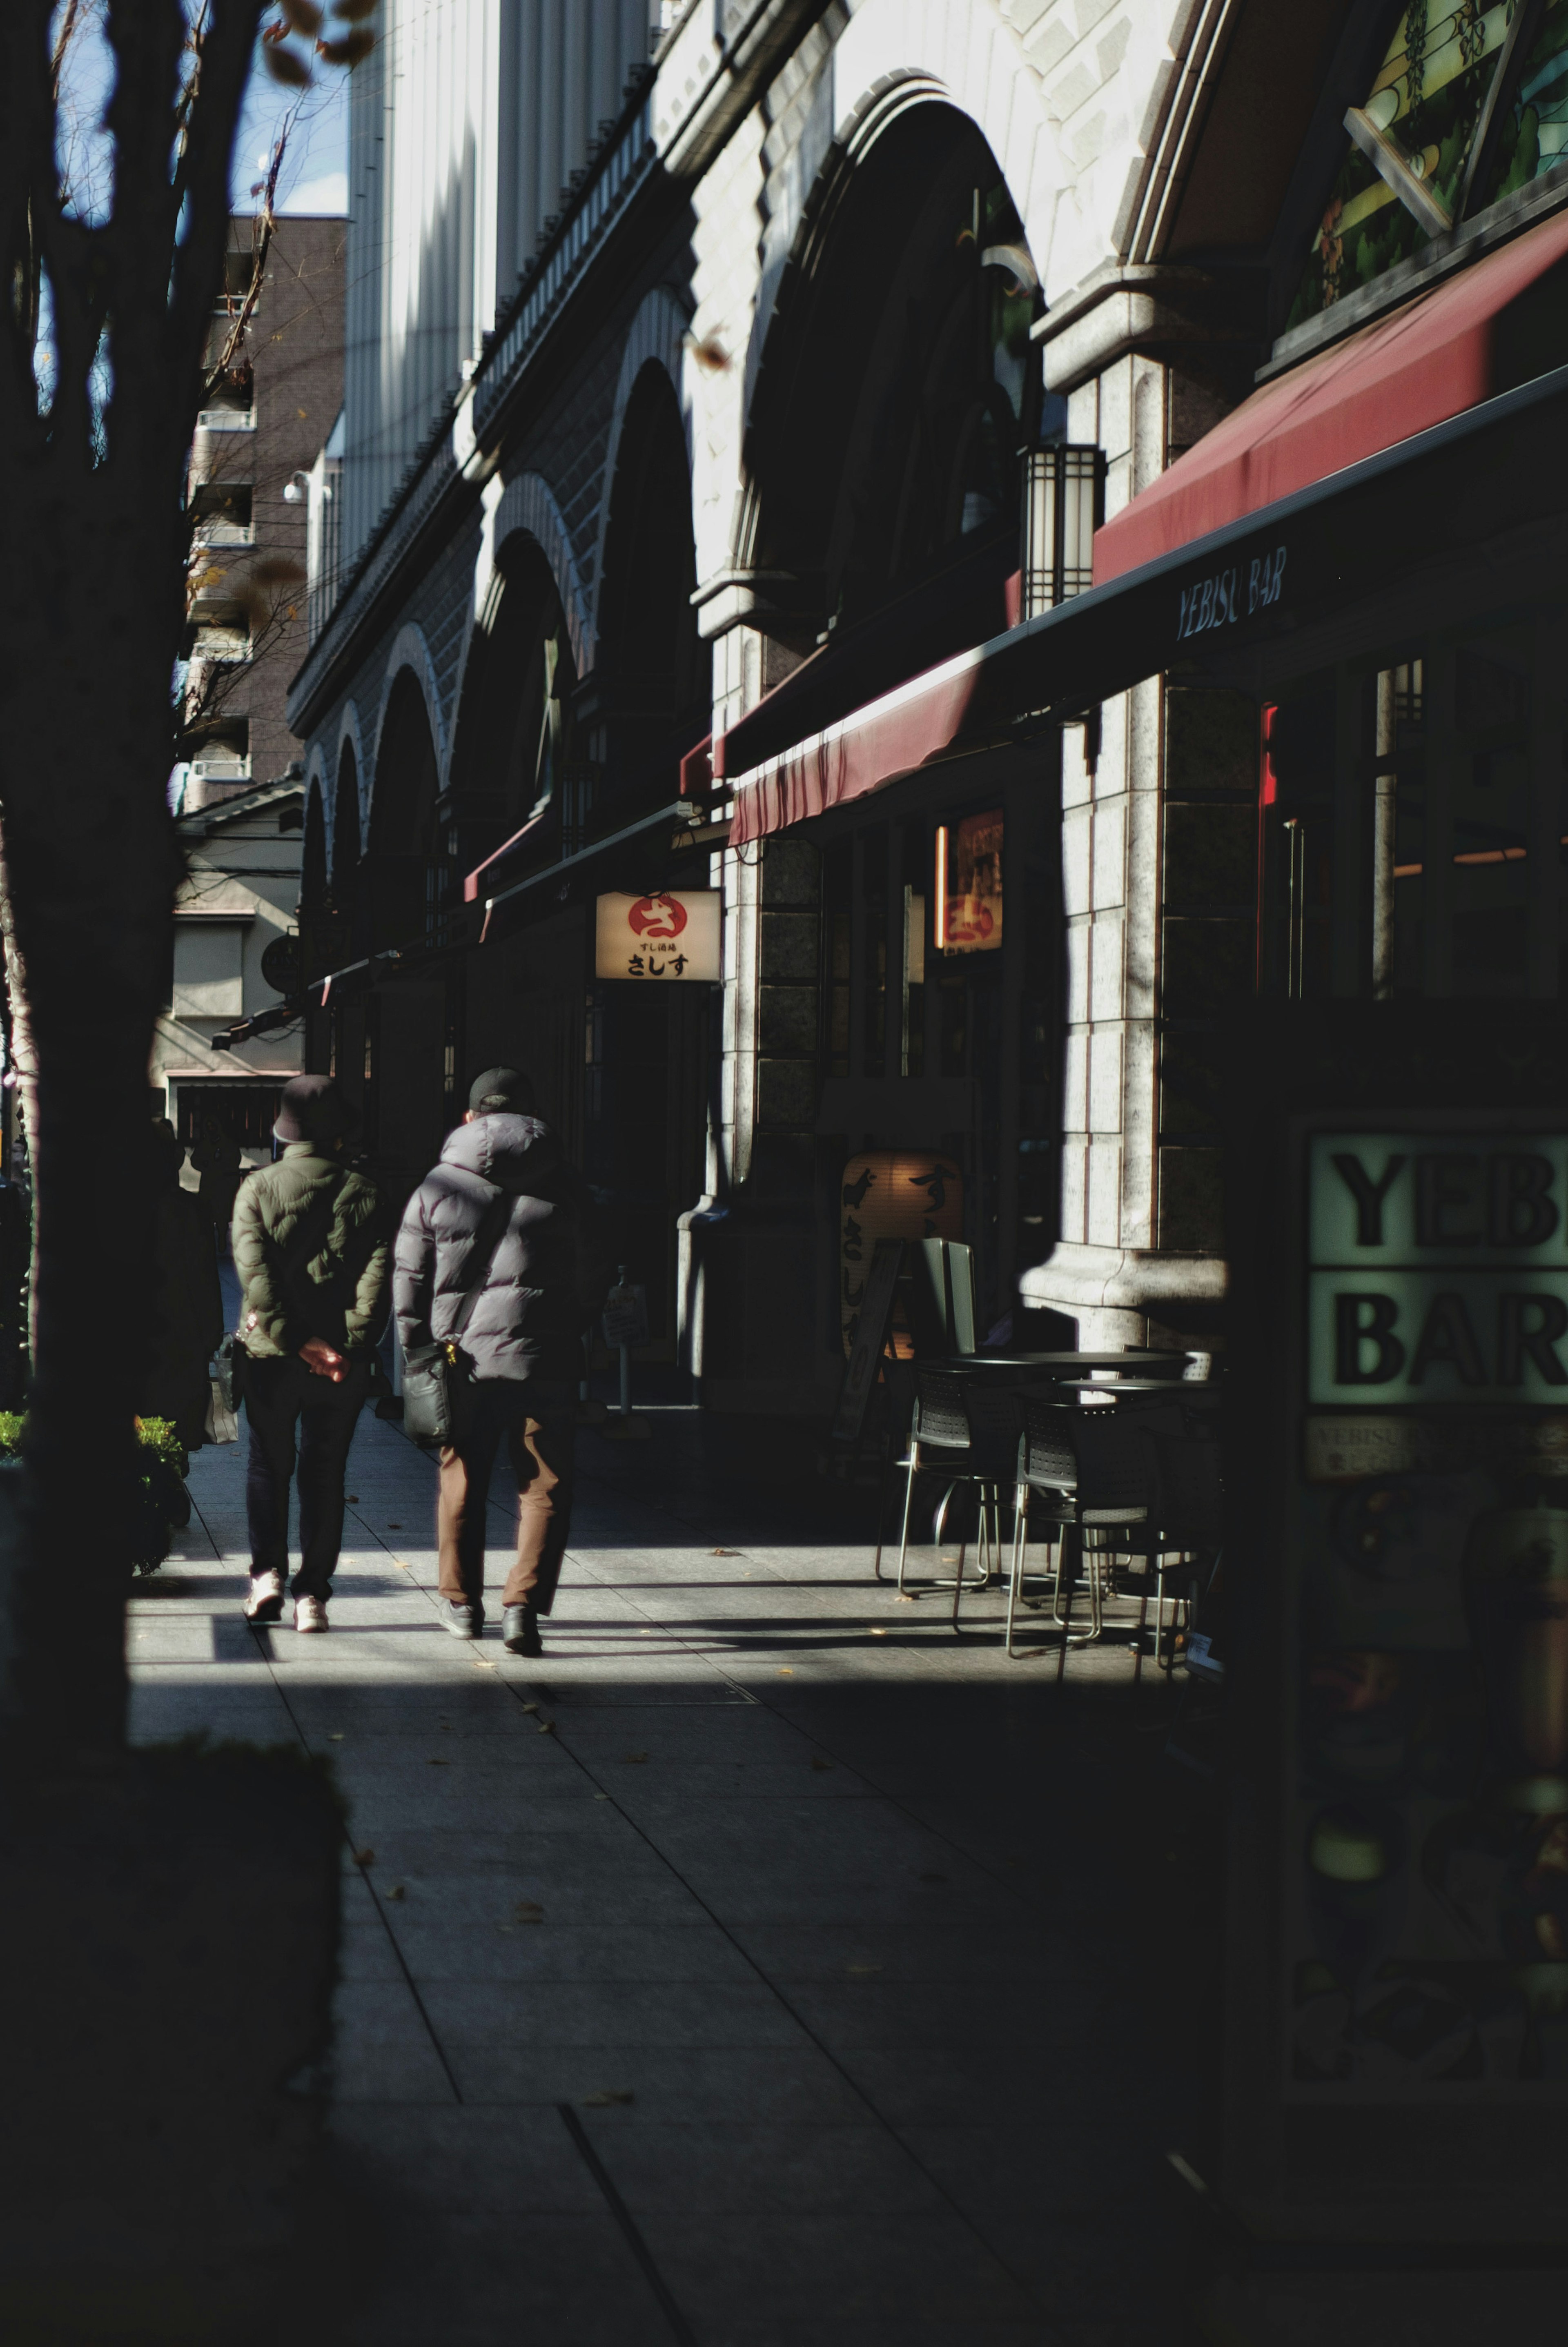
(585, 983, 710, 1355)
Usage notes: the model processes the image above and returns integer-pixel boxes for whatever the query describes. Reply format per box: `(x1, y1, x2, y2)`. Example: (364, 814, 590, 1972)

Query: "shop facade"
(225, 4, 1568, 1416)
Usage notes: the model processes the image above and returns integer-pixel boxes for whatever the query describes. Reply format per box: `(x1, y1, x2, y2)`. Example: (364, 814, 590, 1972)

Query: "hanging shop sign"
(934, 809, 1002, 953)
(595, 892, 720, 982)
(839, 1149, 962, 1357)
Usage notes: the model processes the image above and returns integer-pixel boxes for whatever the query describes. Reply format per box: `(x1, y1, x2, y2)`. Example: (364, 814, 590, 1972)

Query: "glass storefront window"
(900, 824, 926, 1078)
(1450, 639, 1533, 994)
(1256, 622, 1568, 1004)
(822, 839, 852, 1080)
(1261, 684, 1337, 997)
(860, 824, 887, 1078)
(1382, 659, 1427, 997)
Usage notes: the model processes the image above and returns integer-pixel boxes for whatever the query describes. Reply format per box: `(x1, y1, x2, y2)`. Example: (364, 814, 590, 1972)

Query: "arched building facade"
(272, 0, 1568, 1398)
(245, 0, 1568, 2294)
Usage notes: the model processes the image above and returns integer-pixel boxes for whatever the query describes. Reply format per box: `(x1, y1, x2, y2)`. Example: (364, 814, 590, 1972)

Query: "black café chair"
(1122, 1424, 1224, 1687)
(999, 1398, 1154, 1666)
(874, 1367, 1015, 1598)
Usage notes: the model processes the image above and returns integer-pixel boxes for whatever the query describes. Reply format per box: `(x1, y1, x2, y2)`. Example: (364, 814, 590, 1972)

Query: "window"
(1257, 639, 1568, 1004)
(171, 919, 245, 1020)
(190, 481, 254, 545)
(187, 717, 250, 778)
(1289, 3, 1568, 330)
(1483, 0, 1568, 199)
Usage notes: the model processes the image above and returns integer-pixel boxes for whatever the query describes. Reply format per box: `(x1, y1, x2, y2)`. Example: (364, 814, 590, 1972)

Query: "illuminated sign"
(934, 810, 1002, 954)
(1308, 1133, 1568, 1405)
(595, 892, 720, 982)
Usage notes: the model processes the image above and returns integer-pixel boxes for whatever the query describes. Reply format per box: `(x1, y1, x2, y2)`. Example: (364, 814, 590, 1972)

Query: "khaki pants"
(437, 1382, 575, 1612)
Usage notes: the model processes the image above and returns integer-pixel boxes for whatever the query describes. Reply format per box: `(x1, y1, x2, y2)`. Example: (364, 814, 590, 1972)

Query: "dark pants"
(437, 1381, 576, 1613)
(244, 1356, 370, 1599)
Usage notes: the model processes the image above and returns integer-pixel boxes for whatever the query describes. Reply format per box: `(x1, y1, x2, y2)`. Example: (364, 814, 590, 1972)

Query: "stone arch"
(595, 359, 710, 814)
(738, 74, 1042, 649)
(823, 6, 1064, 284)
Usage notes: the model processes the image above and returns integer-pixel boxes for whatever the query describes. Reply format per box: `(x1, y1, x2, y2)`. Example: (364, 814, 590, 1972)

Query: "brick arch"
(301, 773, 328, 909)
(480, 472, 592, 678)
(372, 624, 446, 790)
(329, 702, 367, 871)
(589, 286, 693, 643)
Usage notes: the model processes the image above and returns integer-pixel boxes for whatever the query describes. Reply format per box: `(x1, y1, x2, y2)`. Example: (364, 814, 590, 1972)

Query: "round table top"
(1056, 1377, 1220, 1395)
(934, 1351, 1196, 1374)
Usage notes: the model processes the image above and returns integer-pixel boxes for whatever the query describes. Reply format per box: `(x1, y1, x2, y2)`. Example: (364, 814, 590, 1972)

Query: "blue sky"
(231, 51, 349, 218)
(49, 7, 351, 223)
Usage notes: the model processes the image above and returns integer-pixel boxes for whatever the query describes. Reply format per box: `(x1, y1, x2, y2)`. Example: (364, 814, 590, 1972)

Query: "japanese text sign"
(595, 892, 719, 982)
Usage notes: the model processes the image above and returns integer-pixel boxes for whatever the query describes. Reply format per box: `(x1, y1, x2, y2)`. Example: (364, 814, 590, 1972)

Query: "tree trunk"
(0, 0, 267, 1758)
(0, 822, 42, 1350)
(0, 593, 178, 1751)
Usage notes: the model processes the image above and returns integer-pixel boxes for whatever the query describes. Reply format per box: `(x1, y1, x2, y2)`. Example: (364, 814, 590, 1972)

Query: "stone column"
(1022, 303, 1236, 1352)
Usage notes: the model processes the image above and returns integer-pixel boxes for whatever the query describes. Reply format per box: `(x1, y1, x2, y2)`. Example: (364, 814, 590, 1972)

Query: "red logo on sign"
(628, 894, 688, 939)
(945, 901, 994, 944)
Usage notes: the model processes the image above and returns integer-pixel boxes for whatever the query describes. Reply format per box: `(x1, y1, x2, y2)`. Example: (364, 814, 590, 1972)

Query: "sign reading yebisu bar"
(1308, 1134, 1568, 1404)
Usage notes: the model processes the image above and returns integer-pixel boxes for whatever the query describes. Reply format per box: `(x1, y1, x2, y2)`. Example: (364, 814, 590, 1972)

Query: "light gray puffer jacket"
(392, 1115, 606, 1385)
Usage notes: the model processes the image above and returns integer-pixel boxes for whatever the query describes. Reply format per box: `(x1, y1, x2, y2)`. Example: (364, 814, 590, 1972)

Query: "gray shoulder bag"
(402, 1190, 513, 1446)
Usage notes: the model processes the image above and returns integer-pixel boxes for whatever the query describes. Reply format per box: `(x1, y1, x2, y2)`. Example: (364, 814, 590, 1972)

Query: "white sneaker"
(294, 1597, 330, 1634)
(244, 1570, 285, 1623)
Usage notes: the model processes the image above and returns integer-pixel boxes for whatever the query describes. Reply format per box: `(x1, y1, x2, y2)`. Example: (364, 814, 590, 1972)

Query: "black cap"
(273, 1074, 352, 1146)
(468, 1066, 535, 1116)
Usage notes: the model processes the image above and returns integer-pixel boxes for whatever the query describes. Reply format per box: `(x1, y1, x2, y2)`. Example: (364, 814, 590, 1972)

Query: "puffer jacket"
(232, 1142, 390, 1360)
(393, 1114, 607, 1385)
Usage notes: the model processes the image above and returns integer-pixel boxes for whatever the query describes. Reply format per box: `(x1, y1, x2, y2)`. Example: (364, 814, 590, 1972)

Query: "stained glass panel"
(1479, 0, 1568, 200)
(1288, 5, 1511, 330)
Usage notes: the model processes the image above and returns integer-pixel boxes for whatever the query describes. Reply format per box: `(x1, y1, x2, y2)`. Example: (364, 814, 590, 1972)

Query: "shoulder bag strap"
(446, 1189, 513, 1346)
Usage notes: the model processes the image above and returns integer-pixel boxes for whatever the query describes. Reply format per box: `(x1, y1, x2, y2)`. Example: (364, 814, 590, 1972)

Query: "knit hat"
(468, 1065, 535, 1115)
(273, 1074, 352, 1146)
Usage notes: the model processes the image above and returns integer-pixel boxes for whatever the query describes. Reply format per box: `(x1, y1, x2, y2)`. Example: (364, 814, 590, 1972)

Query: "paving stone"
(129, 1401, 1197, 2340)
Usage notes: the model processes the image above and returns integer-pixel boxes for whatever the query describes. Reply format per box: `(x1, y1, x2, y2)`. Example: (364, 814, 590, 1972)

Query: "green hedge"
(0, 1414, 189, 1574)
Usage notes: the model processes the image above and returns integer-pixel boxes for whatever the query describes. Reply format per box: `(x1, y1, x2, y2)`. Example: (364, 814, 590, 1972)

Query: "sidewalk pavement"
(129, 1401, 1209, 2347)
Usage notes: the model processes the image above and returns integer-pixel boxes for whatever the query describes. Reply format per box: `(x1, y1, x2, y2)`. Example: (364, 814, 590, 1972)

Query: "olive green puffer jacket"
(232, 1142, 390, 1360)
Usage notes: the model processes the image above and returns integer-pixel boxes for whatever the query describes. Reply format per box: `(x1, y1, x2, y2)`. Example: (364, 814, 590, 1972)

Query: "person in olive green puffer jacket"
(232, 1075, 390, 1634)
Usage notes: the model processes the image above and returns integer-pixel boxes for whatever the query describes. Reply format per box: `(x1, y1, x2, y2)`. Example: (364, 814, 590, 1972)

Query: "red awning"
(1094, 203, 1568, 586)
(726, 644, 987, 845)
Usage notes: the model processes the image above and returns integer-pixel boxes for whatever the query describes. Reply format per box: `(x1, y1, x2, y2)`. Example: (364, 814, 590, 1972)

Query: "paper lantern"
(840, 1149, 964, 1356)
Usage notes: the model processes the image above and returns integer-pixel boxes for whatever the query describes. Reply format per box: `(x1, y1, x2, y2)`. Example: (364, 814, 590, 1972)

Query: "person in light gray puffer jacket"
(393, 1067, 608, 1654)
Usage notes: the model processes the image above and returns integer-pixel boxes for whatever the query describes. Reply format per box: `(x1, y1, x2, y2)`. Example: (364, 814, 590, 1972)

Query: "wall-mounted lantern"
(1020, 445, 1105, 619)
